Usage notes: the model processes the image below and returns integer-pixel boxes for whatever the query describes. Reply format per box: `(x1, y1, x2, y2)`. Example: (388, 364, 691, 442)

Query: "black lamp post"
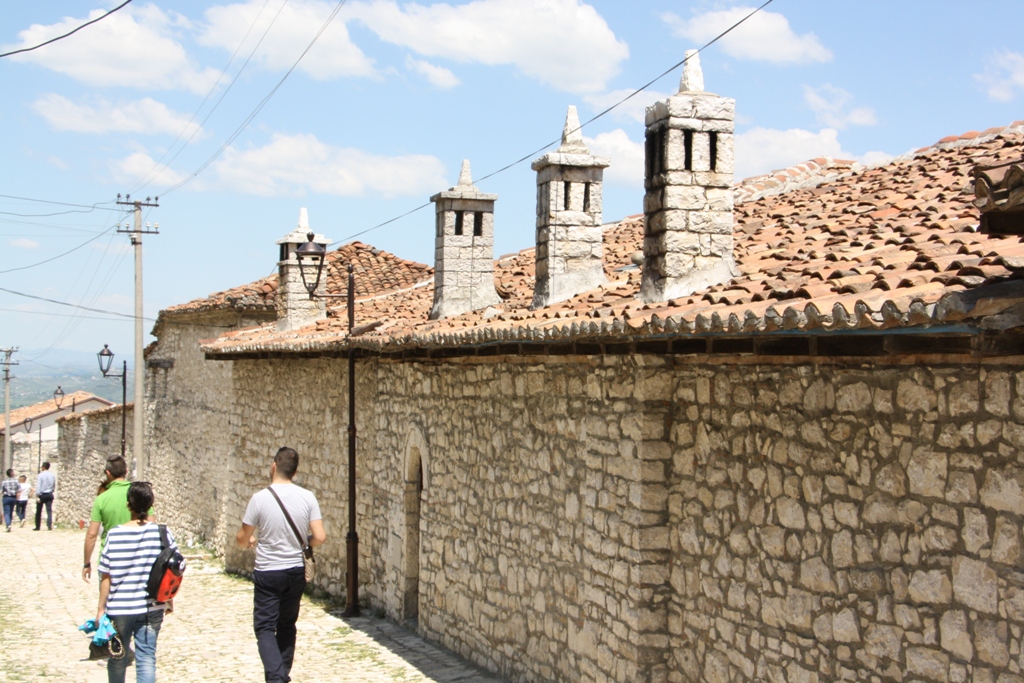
(295, 233, 360, 616)
(97, 345, 127, 460)
(53, 386, 64, 410)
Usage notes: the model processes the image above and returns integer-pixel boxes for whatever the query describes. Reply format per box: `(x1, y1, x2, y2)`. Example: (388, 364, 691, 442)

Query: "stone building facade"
(172, 343, 1024, 683)
(55, 66, 1024, 682)
(54, 404, 133, 526)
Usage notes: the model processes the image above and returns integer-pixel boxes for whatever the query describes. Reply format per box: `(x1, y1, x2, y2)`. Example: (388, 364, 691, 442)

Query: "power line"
(337, 0, 775, 244)
(0, 307, 134, 322)
(0, 194, 117, 210)
(128, 0, 283, 194)
(0, 0, 134, 59)
(0, 221, 123, 275)
(0, 285, 150, 321)
(161, 0, 348, 196)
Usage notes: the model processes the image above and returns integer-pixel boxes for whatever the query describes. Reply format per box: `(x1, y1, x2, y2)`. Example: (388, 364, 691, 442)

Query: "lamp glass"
(97, 345, 114, 375)
(53, 386, 65, 409)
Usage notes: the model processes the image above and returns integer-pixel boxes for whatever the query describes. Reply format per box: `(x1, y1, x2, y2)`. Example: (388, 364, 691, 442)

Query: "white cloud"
(209, 133, 447, 197)
(405, 56, 460, 88)
(47, 156, 70, 170)
(803, 85, 876, 129)
(975, 51, 1024, 102)
(663, 7, 831, 64)
(734, 127, 850, 180)
(31, 94, 203, 137)
(9, 238, 40, 249)
(4, 5, 220, 93)
(585, 129, 644, 187)
(111, 152, 189, 188)
(583, 88, 672, 125)
(347, 0, 628, 94)
(199, 0, 378, 79)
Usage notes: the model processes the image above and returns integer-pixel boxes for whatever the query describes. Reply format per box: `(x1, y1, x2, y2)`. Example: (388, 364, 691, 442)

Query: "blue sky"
(1, 0, 1022, 366)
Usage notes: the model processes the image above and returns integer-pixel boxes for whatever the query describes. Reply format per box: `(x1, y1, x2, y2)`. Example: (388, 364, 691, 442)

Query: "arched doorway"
(402, 427, 428, 623)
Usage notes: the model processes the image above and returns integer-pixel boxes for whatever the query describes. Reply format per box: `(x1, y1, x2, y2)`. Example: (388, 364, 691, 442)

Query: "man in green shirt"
(83, 455, 148, 581)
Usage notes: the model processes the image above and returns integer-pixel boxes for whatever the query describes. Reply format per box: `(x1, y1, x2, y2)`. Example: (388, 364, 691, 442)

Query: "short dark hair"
(5, 469, 12, 477)
(127, 481, 153, 522)
(274, 447, 299, 479)
(41, 462, 50, 470)
(105, 455, 127, 479)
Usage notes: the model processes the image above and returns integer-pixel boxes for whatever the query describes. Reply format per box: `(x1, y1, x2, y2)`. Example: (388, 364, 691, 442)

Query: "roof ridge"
(734, 157, 861, 205)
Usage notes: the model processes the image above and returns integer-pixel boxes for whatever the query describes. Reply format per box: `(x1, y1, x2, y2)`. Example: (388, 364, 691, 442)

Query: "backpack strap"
(158, 524, 169, 550)
(266, 487, 308, 555)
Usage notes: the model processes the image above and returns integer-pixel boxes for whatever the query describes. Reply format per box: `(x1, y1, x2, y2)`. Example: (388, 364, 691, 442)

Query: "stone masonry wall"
(664, 363, 1024, 683)
(206, 351, 1024, 683)
(54, 405, 133, 526)
(147, 311, 273, 548)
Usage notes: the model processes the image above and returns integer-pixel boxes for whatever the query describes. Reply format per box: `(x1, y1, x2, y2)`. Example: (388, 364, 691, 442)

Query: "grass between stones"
(323, 626, 409, 680)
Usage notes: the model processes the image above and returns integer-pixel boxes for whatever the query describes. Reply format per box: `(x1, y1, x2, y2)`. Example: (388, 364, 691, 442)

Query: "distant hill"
(5, 349, 134, 409)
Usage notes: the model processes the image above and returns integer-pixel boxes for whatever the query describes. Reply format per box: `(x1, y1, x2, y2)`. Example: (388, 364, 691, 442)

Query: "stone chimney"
(429, 160, 501, 319)
(275, 207, 331, 331)
(531, 105, 610, 308)
(640, 50, 737, 303)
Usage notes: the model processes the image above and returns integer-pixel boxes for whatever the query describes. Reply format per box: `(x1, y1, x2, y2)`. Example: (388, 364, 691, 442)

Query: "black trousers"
(35, 493, 53, 530)
(253, 567, 305, 683)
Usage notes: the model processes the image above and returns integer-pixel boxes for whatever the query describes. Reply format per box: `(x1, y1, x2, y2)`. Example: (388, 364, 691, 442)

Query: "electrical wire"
(128, 0, 282, 194)
(0, 220, 123, 275)
(336, 0, 775, 243)
(0, 285, 145, 321)
(0, 307, 134, 322)
(0, 194, 117, 210)
(0, 0, 135, 59)
(160, 0, 348, 196)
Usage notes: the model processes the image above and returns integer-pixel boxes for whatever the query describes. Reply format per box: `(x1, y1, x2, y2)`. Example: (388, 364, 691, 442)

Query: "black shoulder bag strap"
(266, 487, 313, 560)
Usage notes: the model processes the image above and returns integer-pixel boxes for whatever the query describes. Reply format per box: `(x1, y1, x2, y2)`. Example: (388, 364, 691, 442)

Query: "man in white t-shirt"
(237, 447, 326, 683)
(16, 475, 30, 527)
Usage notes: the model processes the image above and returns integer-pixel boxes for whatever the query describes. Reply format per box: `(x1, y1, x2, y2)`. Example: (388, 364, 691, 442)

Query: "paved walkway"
(0, 527, 504, 682)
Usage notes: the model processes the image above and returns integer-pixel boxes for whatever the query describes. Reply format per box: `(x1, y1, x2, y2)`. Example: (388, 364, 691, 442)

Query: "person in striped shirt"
(96, 482, 176, 683)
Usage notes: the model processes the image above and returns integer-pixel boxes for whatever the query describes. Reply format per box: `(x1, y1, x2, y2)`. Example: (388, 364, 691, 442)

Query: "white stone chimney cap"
(275, 207, 331, 245)
(557, 105, 588, 153)
(679, 50, 704, 93)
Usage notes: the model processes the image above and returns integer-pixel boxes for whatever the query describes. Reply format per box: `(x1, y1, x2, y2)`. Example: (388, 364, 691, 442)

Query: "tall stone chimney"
(531, 105, 610, 309)
(276, 207, 330, 331)
(640, 50, 737, 303)
(430, 160, 501, 319)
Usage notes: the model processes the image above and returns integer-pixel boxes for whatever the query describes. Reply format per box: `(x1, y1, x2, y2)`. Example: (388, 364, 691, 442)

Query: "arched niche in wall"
(401, 425, 429, 622)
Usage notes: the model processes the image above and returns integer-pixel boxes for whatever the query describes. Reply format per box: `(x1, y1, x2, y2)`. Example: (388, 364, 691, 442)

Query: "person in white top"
(236, 447, 326, 683)
(15, 475, 30, 528)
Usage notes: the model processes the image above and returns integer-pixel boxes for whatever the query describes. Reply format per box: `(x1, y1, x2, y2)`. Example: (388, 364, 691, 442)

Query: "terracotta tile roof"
(162, 242, 431, 315)
(0, 392, 113, 432)
(201, 121, 1024, 356)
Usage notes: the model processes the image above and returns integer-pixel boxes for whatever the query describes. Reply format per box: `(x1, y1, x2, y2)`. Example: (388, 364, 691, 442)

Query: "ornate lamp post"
(53, 386, 64, 410)
(295, 233, 360, 616)
(97, 345, 127, 461)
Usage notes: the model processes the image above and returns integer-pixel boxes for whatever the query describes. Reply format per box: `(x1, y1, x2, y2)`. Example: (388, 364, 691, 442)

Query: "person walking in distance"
(34, 461, 56, 531)
(237, 447, 326, 683)
(1, 469, 18, 532)
(16, 474, 30, 527)
(84, 456, 150, 581)
(96, 481, 176, 683)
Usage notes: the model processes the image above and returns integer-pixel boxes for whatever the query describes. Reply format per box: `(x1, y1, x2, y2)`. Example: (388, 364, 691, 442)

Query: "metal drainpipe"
(344, 263, 360, 617)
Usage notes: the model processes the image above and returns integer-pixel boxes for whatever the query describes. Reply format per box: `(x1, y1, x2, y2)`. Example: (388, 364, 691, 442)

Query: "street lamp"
(295, 233, 360, 616)
(21, 416, 32, 433)
(53, 386, 64, 409)
(97, 345, 127, 460)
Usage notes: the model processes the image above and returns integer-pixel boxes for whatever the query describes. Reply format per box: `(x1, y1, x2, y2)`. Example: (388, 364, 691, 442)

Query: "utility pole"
(1, 348, 18, 471)
(116, 194, 158, 479)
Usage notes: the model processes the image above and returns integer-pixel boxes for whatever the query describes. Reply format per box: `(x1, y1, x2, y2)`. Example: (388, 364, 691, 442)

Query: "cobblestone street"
(0, 528, 504, 683)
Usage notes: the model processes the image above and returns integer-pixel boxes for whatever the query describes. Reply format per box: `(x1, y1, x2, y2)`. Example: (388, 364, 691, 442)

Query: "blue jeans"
(2, 496, 14, 528)
(109, 610, 163, 683)
(253, 567, 305, 683)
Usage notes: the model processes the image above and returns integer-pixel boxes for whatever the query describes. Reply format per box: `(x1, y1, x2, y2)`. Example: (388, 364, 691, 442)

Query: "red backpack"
(147, 525, 186, 602)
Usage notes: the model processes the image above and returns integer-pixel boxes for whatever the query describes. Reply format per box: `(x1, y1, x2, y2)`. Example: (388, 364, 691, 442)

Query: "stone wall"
(175, 349, 1024, 683)
(55, 405, 133, 526)
(663, 363, 1024, 683)
(10, 440, 58, 483)
(147, 310, 273, 548)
